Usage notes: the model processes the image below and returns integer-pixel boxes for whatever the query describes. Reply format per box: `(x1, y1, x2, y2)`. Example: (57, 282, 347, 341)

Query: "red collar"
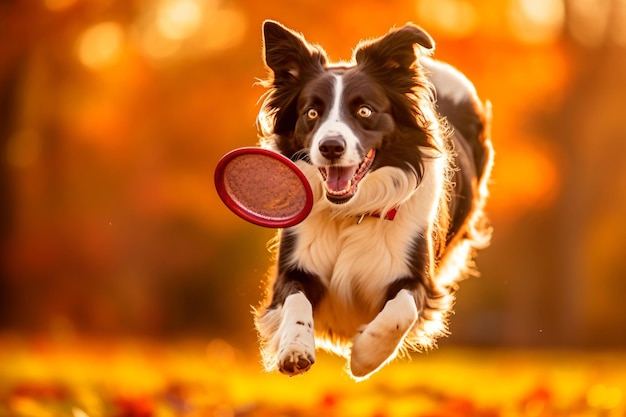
(357, 207, 398, 224)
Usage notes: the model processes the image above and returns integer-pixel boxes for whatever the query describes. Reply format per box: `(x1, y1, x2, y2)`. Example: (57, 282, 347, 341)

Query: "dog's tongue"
(326, 166, 357, 192)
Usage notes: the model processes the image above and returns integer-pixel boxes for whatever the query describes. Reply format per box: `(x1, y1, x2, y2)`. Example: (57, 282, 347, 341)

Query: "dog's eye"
(306, 108, 319, 120)
(357, 105, 373, 118)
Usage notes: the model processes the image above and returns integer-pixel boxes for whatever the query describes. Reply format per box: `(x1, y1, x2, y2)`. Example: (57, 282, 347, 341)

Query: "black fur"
(271, 230, 327, 310)
(253, 20, 493, 378)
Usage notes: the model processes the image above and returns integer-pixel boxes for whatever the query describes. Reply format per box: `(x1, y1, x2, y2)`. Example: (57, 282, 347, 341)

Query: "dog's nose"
(319, 137, 345, 160)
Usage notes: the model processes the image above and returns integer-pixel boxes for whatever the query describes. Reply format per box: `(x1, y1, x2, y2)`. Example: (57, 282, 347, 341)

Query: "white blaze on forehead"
(327, 74, 344, 125)
(310, 74, 361, 166)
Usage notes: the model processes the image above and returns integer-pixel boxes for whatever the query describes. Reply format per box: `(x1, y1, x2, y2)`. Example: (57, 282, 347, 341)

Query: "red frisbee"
(214, 147, 314, 228)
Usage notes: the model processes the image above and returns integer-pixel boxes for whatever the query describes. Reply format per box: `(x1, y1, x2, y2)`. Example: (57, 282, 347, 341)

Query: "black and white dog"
(253, 20, 494, 380)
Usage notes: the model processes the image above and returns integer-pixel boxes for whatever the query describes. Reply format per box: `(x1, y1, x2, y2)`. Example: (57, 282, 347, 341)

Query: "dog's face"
(296, 69, 393, 203)
(260, 21, 436, 205)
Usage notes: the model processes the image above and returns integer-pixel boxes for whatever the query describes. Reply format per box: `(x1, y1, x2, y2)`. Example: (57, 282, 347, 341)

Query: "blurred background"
(1, 0, 625, 350)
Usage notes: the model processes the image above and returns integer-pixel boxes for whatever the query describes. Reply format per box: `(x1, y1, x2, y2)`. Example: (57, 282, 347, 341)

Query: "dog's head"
(258, 21, 441, 206)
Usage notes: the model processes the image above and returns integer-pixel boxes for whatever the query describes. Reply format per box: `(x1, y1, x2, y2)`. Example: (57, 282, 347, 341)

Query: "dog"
(252, 20, 494, 380)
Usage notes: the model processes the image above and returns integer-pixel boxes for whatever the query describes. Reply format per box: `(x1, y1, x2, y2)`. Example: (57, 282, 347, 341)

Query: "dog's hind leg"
(349, 289, 418, 379)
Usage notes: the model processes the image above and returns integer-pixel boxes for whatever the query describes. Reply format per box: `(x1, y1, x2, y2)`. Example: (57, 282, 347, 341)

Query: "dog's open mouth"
(319, 149, 376, 203)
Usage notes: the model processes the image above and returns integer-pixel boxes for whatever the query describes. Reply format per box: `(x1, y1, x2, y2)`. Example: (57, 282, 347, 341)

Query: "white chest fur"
(285, 153, 446, 339)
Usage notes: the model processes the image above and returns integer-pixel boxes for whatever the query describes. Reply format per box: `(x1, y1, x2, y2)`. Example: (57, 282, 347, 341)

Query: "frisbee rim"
(214, 147, 314, 228)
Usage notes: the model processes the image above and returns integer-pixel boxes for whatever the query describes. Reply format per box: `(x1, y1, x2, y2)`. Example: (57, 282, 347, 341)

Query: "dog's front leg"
(256, 268, 324, 377)
(257, 291, 316, 376)
(275, 291, 316, 375)
(349, 289, 418, 379)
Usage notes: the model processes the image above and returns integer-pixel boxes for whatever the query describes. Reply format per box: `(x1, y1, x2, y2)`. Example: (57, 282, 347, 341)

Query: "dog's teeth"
(320, 149, 375, 199)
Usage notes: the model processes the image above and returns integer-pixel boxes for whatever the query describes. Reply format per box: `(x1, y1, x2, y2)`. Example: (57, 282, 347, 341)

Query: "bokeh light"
(2, 1, 626, 414)
(76, 21, 125, 70)
(416, 0, 478, 38)
(198, 8, 247, 53)
(138, 23, 182, 59)
(587, 384, 623, 410)
(509, 0, 565, 44)
(156, 0, 205, 40)
(3, 0, 626, 349)
(567, 0, 612, 46)
(134, 0, 246, 61)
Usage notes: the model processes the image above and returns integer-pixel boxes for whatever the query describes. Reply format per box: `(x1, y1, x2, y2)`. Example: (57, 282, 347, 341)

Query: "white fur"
(259, 292, 316, 375)
(350, 289, 418, 379)
(284, 149, 446, 358)
(277, 293, 316, 375)
(421, 57, 478, 104)
(310, 74, 362, 167)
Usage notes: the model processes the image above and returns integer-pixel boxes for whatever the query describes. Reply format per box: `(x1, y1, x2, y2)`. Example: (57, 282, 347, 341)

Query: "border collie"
(253, 20, 494, 380)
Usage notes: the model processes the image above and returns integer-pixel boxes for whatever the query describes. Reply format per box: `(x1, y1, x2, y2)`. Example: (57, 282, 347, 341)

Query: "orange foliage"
(1, 0, 625, 346)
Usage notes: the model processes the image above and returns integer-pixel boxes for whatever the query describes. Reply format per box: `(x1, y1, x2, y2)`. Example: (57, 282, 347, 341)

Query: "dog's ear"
(262, 20, 326, 84)
(354, 23, 434, 71)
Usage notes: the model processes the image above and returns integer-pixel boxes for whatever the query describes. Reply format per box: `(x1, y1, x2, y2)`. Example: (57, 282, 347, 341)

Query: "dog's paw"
(349, 289, 418, 379)
(278, 343, 315, 376)
(350, 322, 406, 378)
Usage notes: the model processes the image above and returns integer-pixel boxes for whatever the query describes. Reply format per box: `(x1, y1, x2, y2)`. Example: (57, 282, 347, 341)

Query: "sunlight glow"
(77, 22, 124, 70)
(509, 0, 565, 44)
(135, 0, 245, 60)
(157, 0, 204, 40)
(415, 0, 477, 38)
